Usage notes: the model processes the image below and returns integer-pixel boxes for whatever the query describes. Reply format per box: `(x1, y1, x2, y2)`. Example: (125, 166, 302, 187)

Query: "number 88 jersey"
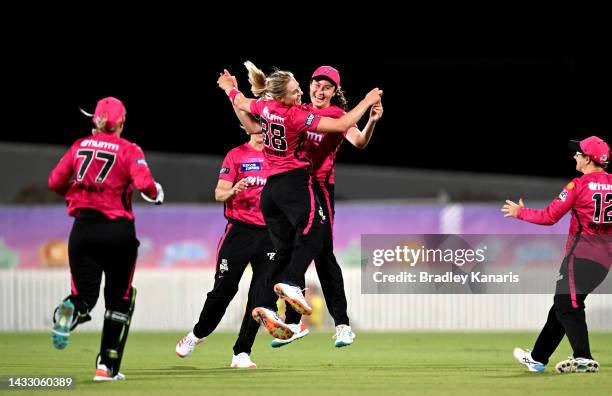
(249, 98, 321, 177)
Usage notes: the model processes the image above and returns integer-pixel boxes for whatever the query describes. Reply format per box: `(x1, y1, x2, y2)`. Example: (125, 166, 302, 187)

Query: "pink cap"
(569, 135, 610, 165)
(311, 66, 340, 87)
(93, 97, 126, 130)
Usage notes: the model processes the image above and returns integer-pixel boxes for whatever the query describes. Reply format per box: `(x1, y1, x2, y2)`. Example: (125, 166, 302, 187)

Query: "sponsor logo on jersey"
(245, 176, 266, 186)
(267, 252, 276, 261)
(241, 162, 262, 172)
(220, 167, 231, 175)
(588, 182, 612, 191)
(305, 113, 316, 126)
(262, 106, 285, 123)
(136, 158, 148, 166)
(558, 190, 569, 202)
(565, 181, 575, 190)
(80, 139, 120, 151)
(306, 131, 323, 143)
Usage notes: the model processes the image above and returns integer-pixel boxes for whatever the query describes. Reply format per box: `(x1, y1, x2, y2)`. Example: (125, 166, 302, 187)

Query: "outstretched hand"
(364, 88, 383, 106)
(217, 69, 237, 92)
(370, 101, 383, 121)
(501, 198, 524, 218)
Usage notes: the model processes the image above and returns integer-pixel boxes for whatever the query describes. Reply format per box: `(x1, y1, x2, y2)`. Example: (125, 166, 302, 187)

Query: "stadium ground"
(1, 332, 611, 395)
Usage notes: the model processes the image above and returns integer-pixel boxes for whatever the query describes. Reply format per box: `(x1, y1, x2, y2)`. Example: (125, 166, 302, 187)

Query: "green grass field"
(1, 331, 611, 395)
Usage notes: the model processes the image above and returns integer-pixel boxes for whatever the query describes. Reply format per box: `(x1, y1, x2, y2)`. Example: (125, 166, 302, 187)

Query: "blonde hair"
(94, 114, 109, 132)
(244, 61, 294, 99)
(93, 113, 123, 134)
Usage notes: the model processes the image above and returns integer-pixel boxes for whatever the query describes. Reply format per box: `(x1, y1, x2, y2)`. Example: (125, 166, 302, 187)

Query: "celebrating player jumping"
(217, 62, 382, 340)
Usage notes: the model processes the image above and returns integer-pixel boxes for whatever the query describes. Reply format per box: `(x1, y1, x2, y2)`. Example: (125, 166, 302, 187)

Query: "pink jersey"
(518, 171, 612, 267)
(303, 104, 349, 184)
(250, 98, 321, 177)
(219, 143, 266, 226)
(49, 133, 157, 220)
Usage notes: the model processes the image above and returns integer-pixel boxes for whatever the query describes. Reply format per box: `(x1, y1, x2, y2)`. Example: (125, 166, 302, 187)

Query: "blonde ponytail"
(243, 61, 294, 100)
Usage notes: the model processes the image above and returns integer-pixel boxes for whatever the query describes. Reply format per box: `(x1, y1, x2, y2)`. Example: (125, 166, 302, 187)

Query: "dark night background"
(3, 28, 609, 179)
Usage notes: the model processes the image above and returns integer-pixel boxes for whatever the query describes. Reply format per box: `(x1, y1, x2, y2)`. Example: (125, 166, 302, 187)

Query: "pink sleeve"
(219, 151, 236, 183)
(289, 107, 321, 132)
(48, 145, 75, 196)
(127, 144, 157, 198)
(517, 179, 578, 225)
(250, 99, 263, 116)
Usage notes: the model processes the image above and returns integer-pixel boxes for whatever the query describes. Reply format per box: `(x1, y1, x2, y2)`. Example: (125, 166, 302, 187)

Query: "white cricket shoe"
(273, 283, 312, 315)
(231, 352, 257, 368)
(175, 331, 204, 358)
(334, 325, 355, 348)
(271, 322, 310, 348)
(513, 347, 545, 372)
(555, 357, 599, 373)
(93, 363, 125, 381)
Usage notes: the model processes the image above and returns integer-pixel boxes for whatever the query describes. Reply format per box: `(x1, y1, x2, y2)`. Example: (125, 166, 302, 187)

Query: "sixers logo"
(305, 113, 316, 126)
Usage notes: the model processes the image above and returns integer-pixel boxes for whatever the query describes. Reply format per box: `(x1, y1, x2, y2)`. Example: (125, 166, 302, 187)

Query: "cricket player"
(502, 135, 611, 373)
(175, 129, 275, 368)
(49, 97, 164, 381)
(277, 66, 383, 348)
(217, 63, 382, 339)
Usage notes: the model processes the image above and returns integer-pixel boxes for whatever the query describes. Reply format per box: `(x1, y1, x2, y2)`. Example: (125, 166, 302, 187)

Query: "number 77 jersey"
(249, 98, 321, 177)
(48, 133, 158, 220)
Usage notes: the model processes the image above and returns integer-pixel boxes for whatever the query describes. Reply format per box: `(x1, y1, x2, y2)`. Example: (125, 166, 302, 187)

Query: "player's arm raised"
(501, 181, 577, 224)
(232, 106, 262, 135)
(345, 100, 383, 149)
(316, 88, 383, 133)
(217, 70, 254, 114)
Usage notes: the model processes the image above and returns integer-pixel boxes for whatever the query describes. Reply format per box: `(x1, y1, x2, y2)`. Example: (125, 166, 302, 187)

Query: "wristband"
(228, 88, 242, 105)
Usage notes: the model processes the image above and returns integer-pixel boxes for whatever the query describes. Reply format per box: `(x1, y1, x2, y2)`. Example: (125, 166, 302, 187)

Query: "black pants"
(531, 256, 609, 365)
(285, 182, 350, 326)
(68, 209, 139, 315)
(257, 169, 324, 307)
(192, 220, 275, 355)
